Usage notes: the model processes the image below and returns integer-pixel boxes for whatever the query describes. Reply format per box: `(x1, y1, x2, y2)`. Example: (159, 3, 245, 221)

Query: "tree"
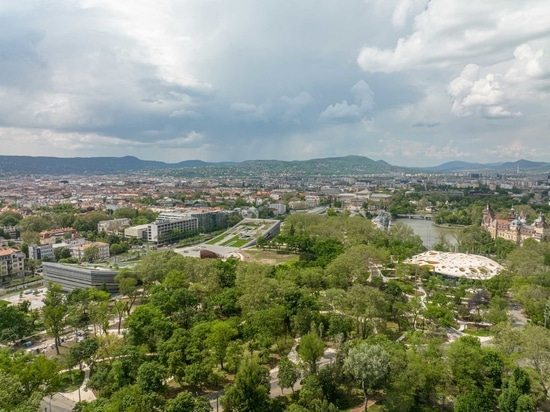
(520, 325, 550, 400)
(499, 368, 535, 412)
(0, 350, 61, 410)
(42, 282, 68, 355)
(83, 245, 100, 263)
(206, 321, 238, 370)
(385, 341, 449, 410)
(278, 355, 300, 394)
(221, 358, 271, 412)
(0, 210, 23, 227)
(0, 303, 34, 344)
(17, 215, 52, 233)
(54, 246, 72, 261)
(298, 333, 325, 375)
(112, 300, 127, 335)
(87, 289, 111, 335)
(114, 268, 141, 315)
(225, 341, 244, 374)
(137, 361, 167, 393)
(164, 391, 212, 412)
(343, 343, 390, 412)
(125, 304, 175, 352)
(454, 388, 495, 412)
(446, 335, 485, 393)
(67, 337, 100, 382)
(456, 225, 495, 255)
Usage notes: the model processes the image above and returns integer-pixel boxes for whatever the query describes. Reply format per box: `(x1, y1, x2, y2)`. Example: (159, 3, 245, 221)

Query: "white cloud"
(446, 44, 550, 118)
(381, 139, 471, 161)
(483, 140, 540, 159)
(280, 92, 314, 120)
(320, 80, 374, 121)
(0, 0, 549, 165)
(358, 1, 550, 73)
(391, 0, 426, 29)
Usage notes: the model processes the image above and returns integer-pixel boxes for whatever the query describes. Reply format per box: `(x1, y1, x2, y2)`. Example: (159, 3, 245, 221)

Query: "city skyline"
(2, 1, 550, 166)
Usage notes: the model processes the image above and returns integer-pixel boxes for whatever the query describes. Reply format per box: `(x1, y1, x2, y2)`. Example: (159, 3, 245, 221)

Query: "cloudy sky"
(1, 0, 550, 166)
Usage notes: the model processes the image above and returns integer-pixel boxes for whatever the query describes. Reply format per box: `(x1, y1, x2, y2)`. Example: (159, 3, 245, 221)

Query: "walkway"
(207, 343, 337, 411)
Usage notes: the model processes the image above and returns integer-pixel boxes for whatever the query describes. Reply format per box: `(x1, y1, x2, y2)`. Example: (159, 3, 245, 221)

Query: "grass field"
(221, 236, 250, 247)
(206, 234, 228, 245)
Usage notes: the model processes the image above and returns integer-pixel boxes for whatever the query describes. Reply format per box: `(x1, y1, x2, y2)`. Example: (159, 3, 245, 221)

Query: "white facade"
(124, 224, 149, 240)
(97, 218, 131, 233)
(268, 203, 287, 215)
(147, 217, 198, 243)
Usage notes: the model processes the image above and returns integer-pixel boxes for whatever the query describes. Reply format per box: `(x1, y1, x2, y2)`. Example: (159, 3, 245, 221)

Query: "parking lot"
(3, 287, 46, 310)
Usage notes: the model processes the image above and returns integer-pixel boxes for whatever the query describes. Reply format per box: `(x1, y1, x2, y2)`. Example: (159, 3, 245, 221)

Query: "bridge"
(396, 214, 433, 220)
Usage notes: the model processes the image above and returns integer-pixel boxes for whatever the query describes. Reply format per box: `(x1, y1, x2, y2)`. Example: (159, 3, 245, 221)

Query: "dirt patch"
(240, 249, 299, 265)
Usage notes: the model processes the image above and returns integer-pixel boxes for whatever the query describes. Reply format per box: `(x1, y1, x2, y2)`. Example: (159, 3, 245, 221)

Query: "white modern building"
(147, 217, 199, 243)
(124, 224, 149, 240)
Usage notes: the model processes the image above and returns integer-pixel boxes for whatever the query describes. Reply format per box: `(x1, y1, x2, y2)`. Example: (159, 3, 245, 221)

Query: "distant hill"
(0, 155, 217, 175)
(0, 154, 548, 176)
(189, 155, 399, 177)
(0, 155, 397, 176)
(425, 159, 550, 173)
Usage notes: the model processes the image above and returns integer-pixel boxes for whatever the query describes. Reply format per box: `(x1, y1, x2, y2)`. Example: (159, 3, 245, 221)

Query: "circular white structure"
(405, 251, 503, 280)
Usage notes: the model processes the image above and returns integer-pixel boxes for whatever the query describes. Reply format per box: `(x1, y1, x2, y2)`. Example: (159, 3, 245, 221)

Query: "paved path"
(207, 345, 337, 411)
(61, 367, 96, 403)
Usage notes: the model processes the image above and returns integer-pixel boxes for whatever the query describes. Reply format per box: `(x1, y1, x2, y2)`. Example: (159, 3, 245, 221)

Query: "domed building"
(406, 251, 502, 280)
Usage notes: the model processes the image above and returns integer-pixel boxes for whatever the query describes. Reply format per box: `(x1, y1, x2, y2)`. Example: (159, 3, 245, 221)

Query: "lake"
(393, 218, 460, 250)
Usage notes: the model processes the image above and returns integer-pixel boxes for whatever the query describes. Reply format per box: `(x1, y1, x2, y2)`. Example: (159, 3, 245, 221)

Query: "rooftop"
(405, 251, 503, 280)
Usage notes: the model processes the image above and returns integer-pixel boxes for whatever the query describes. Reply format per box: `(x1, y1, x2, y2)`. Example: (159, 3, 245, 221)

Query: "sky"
(1, 0, 550, 166)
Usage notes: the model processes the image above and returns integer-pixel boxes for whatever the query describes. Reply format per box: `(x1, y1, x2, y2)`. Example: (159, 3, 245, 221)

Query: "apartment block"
(28, 244, 55, 261)
(0, 247, 25, 277)
(147, 217, 198, 243)
(70, 242, 110, 261)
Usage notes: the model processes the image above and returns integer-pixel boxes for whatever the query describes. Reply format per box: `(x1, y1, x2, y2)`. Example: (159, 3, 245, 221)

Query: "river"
(393, 218, 461, 250)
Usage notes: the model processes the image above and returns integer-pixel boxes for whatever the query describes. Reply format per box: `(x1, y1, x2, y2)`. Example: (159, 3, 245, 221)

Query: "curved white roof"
(405, 251, 503, 280)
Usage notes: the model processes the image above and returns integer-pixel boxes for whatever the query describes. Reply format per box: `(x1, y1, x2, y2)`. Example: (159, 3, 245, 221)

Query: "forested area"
(3, 212, 550, 411)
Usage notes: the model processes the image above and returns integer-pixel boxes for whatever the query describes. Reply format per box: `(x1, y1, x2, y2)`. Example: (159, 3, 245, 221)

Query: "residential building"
(157, 210, 233, 232)
(0, 247, 25, 278)
(70, 242, 111, 261)
(28, 244, 55, 261)
(268, 203, 286, 215)
(97, 218, 131, 234)
(0, 226, 17, 238)
(124, 224, 149, 240)
(147, 217, 198, 243)
(39, 227, 79, 245)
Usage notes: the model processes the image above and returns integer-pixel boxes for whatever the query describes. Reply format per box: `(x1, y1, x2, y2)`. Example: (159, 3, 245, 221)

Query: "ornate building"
(482, 203, 550, 245)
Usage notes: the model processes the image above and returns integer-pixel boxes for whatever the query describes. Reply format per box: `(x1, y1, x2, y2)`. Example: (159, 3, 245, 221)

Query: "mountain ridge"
(0, 155, 548, 176)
